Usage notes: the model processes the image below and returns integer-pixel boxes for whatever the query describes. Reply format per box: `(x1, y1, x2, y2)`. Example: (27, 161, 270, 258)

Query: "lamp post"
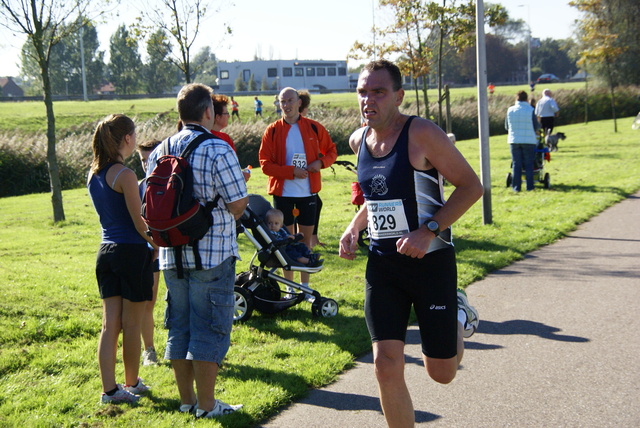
(518, 4, 531, 86)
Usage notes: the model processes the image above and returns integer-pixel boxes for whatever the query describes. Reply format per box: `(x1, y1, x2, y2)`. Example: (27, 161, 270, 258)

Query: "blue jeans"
(163, 257, 236, 363)
(510, 144, 536, 191)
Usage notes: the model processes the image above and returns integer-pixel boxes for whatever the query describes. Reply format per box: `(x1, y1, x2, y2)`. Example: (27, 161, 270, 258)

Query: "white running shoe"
(142, 347, 157, 366)
(195, 400, 243, 418)
(179, 400, 198, 414)
(101, 385, 140, 404)
(123, 378, 150, 395)
(457, 289, 479, 338)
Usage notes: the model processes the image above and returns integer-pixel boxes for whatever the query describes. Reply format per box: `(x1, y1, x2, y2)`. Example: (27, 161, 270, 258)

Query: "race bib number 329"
(366, 199, 410, 240)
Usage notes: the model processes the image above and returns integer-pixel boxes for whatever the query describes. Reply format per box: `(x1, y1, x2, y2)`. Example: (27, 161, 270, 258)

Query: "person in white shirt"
(534, 88, 560, 135)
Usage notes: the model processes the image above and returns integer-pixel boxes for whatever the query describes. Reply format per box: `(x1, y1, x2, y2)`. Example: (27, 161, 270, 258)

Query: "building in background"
(216, 60, 349, 93)
(0, 77, 24, 97)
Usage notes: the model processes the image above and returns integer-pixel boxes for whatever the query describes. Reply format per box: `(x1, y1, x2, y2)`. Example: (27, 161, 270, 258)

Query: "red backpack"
(141, 133, 220, 278)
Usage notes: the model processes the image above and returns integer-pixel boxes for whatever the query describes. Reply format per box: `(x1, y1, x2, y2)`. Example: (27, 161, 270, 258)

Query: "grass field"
(0, 116, 638, 427)
(0, 81, 589, 133)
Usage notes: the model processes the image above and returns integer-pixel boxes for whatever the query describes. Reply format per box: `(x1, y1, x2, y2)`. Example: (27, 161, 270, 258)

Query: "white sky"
(0, 0, 582, 78)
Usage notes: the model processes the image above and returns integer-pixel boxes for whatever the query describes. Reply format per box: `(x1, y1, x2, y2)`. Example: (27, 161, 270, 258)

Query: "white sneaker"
(123, 378, 150, 395)
(101, 384, 140, 404)
(179, 400, 197, 414)
(457, 289, 479, 338)
(142, 347, 157, 366)
(195, 400, 243, 418)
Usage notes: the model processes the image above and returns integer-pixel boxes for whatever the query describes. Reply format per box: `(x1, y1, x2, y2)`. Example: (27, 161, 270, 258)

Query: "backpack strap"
(160, 137, 171, 157)
(180, 132, 213, 159)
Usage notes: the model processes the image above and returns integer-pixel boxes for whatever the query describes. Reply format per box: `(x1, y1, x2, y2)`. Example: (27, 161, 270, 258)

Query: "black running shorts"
(365, 247, 458, 359)
(96, 243, 154, 302)
(273, 195, 318, 227)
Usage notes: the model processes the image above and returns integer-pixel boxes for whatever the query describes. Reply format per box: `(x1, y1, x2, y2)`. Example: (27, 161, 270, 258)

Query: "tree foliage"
(133, 0, 230, 84)
(349, 0, 506, 122)
(142, 28, 177, 93)
(20, 17, 105, 96)
(191, 45, 218, 86)
(108, 24, 143, 94)
(570, 0, 639, 131)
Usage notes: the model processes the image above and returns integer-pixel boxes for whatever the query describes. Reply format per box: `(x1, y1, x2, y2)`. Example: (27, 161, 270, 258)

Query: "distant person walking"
(254, 96, 263, 117)
(535, 88, 560, 135)
(88, 114, 157, 404)
(274, 95, 282, 116)
(488, 82, 495, 95)
(506, 90, 540, 192)
(230, 96, 240, 121)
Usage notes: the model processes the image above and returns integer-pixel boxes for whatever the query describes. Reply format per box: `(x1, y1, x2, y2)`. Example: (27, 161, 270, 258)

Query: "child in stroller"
(264, 208, 324, 267)
(233, 194, 338, 322)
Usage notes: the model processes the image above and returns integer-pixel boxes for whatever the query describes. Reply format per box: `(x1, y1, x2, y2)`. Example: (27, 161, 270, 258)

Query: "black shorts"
(273, 195, 318, 227)
(365, 247, 458, 359)
(96, 243, 154, 302)
(540, 116, 555, 131)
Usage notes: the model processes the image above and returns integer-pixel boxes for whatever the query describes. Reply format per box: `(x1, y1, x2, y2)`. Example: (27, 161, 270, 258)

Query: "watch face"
(427, 221, 438, 231)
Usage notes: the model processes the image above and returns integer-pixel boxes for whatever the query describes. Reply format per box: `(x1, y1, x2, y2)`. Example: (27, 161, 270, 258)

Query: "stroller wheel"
(506, 172, 512, 188)
(543, 173, 551, 189)
(233, 286, 254, 322)
(312, 297, 339, 318)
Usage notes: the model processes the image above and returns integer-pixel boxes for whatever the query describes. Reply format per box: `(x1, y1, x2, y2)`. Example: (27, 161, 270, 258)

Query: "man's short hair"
(177, 83, 213, 122)
(362, 59, 403, 91)
(517, 90, 528, 102)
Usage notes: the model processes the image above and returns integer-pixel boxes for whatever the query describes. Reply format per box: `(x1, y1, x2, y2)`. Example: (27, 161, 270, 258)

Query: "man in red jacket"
(259, 87, 337, 287)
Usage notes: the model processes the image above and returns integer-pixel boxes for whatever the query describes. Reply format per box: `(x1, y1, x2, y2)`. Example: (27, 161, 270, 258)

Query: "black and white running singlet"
(357, 116, 452, 256)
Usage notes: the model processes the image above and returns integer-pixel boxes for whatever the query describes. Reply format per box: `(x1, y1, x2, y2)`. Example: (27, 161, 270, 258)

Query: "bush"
(1, 86, 638, 197)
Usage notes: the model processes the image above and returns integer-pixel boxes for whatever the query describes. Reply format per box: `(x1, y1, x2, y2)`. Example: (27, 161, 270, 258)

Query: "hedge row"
(1, 86, 638, 197)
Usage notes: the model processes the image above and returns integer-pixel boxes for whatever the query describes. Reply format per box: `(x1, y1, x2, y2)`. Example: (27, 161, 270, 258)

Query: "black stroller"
(506, 130, 551, 189)
(233, 194, 338, 322)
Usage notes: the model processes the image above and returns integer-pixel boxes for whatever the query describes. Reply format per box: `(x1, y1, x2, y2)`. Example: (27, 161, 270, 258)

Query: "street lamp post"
(519, 4, 531, 86)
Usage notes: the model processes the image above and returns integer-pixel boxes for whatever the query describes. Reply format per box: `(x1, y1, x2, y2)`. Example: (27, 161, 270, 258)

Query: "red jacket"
(259, 116, 337, 196)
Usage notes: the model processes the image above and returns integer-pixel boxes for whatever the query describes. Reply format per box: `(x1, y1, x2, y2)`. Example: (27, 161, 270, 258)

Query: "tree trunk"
(413, 78, 421, 117)
(421, 81, 430, 119)
(39, 50, 65, 222)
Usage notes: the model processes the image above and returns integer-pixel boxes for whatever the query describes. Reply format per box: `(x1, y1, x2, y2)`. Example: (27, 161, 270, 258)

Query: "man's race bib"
(291, 153, 307, 169)
(366, 199, 410, 240)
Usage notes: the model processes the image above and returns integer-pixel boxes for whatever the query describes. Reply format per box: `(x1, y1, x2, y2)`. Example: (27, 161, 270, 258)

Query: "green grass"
(0, 81, 592, 133)
(1, 117, 639, 427)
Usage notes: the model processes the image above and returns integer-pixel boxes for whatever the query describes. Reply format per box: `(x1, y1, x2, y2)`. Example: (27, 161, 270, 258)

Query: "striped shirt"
(146, 124, 248, 270)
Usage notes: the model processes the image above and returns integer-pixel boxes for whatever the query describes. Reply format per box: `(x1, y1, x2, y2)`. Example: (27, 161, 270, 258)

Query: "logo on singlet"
(370, 174, 388, 196)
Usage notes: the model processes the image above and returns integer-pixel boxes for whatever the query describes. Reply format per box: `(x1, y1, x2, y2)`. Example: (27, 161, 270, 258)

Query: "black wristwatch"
(426, 220, 440, 237)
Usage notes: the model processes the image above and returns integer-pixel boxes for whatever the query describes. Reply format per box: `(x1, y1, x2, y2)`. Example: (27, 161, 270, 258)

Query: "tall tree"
(350, 0, 506, 124)
(20, 17, 104, 96)
(134, 0, 230, 84)
(108, 24, 143, 94)
(570, 0, 629, 132)
(143, 28, 176, 93)
(191, 45, 217, 86)
(0, 0, 103, 222)
(532, 38, 577, 81)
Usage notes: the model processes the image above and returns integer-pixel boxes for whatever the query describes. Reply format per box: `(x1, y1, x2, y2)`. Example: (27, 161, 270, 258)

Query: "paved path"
(260, 192, 640, 427)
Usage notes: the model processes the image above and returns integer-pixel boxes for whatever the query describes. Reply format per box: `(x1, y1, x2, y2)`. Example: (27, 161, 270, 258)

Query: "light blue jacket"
(505, 101, 539, 145)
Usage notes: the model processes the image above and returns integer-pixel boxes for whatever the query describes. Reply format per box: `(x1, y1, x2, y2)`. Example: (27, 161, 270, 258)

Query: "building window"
(317, 68, 326, 76)
(283, 67, 293, 77)
(267, 68, 278, 77)
(220, 70, 229, 80)
(338, 67, 347, 76)
(327, 67, 336, 76)
(243, 69, 251, 81)
(306, 67, 315, 76)
(295, 67, 304, 76)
